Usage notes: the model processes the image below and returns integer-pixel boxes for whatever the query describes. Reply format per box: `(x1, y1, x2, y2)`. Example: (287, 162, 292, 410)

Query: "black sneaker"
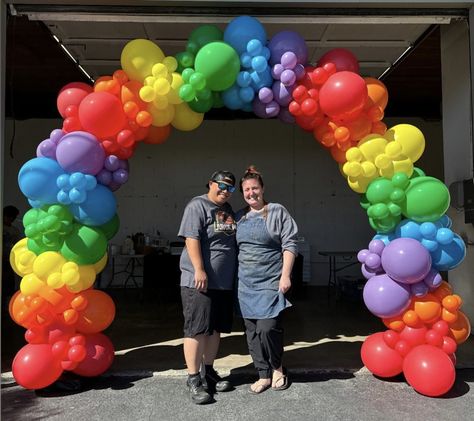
(186, 375, 212, 404)
(204, 367, 232, 392)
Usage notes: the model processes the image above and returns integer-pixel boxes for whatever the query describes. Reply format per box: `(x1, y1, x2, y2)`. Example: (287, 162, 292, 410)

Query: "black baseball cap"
(206, 170, 236, 189)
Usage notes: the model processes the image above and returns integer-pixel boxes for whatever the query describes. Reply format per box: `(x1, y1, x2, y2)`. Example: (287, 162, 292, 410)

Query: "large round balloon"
(57, 82, 93, 118)
(363, 274, 411, 318)
(73, 333, 115, 377)
(121, 39, 165, 82)
(189, 24, 223, 50)
(194, 42, 240, 91)
(223, 15, 267, 55)
(268, 30, 308, 66)
(317, 48, 359, 73)
(18, 157, 63, 207)
(319, 71, 368, 120)
(381, 238, 431, 284)
(69, 184, 117, 226)
(78, 92, 127, 139)
(172, 102, 204, 131)
(76, 290, 116, 334)
(61, 225, 107, 265)
(361, 332, 403, 377)
(403, 345, 455, 396)
(12, 344, 63, 389)
(56, 131, 105, 175)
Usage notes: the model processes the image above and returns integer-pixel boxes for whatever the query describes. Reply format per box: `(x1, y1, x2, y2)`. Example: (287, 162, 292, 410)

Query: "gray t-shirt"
(178, 194, 237, 290)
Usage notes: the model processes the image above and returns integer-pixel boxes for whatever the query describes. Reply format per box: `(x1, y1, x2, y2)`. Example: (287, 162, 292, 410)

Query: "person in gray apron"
(236, 166, 298, 394)
(178, 170, 238, 404)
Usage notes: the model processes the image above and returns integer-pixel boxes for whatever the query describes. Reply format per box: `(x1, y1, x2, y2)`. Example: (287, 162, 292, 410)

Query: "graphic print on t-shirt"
(214, 210, 237, 235)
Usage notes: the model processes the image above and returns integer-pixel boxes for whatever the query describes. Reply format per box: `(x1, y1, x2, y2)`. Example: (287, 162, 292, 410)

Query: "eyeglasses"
(214, 181, 236, 193)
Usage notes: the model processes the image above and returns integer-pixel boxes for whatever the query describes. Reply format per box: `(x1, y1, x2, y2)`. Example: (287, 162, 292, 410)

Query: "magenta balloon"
(56, 131, 105, 175)
(317, 48, 360, 73)
(272, 81, 294, 107)
(381, 238, 432, 284)
(363, 274, 411, 318)
(268, 30, 308, 66)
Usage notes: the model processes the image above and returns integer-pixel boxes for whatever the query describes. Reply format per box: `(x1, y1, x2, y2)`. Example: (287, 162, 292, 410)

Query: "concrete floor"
(3, 285, 473, 378)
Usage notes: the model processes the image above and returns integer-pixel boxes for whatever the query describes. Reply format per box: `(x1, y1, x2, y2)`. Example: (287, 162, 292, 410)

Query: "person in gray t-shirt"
(177, 170, 237, 404)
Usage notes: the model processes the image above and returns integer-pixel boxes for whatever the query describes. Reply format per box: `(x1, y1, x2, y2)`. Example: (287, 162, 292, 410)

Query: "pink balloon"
(73, 333, 114, 377)
(317, 48, 360, 73)
(13, 344, 63, 389)
(57, 82, 93, 118)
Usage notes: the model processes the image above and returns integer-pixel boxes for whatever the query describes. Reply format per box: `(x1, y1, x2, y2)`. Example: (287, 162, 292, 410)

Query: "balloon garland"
(8, 15, 469, 396)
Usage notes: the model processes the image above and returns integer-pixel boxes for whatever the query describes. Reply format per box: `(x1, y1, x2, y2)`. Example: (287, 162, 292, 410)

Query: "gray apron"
(236, 211, 291, 319)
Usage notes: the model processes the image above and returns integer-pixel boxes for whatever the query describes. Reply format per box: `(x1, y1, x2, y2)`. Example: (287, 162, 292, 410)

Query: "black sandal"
(272, 368, 289, 391)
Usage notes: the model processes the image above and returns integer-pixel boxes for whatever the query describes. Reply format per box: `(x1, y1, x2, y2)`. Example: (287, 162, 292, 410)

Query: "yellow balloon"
(33, 252, 66, 282)
(163, 56, 178, 72)
(384, 124, 425, 162)
(93, 253, 108, 273)
(20, 273, 44, 296)
(357, 134, 387, 162)
(172, 102, 204, 131)
(47, 272, 64, 289)
(10, 238, 36, 276)
(77, 265, 97, 291)
(168, 73, 184, 105)
(148, 102, 175, 127)
(140, 85, 155, 102)
(121, 39, 165, 82)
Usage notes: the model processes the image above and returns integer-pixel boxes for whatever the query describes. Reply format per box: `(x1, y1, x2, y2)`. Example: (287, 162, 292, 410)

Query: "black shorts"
(181, 287, 234, 337)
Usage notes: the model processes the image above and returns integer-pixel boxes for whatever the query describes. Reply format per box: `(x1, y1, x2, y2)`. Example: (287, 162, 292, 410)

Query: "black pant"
(243, 315, 284, 379)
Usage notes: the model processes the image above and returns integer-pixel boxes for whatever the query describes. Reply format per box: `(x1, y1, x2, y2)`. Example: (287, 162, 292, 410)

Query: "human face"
(208, 181, 234, 205)
(241, 178, 264, 210)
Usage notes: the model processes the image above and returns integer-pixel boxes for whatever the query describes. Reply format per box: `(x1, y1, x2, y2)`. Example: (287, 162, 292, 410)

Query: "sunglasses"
(214, 181, 236, 193)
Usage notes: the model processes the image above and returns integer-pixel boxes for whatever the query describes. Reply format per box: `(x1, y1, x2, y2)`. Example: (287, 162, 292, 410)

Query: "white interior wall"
(4, 116, 443, 285)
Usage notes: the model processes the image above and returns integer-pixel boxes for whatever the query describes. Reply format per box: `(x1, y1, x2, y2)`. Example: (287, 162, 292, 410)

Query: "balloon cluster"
(8, 15, 470, 396)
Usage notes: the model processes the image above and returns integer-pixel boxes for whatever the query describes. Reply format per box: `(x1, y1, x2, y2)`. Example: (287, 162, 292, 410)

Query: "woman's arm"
(185, 238, 208, 291)
(279, 250, 296, 293)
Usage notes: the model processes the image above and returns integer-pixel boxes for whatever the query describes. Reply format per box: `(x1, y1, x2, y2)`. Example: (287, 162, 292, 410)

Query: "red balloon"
(319, 72, 368, 121)
(403, 345, 456, 397)
(317, 48, 360, 73)
(361, 332, 403, 377)
(73, 333, 115, 377)
(57, 82, 93, 118)
(399, 325, 428, 347)
(79, 92, 127, 139)
(13, 344, 63, 389)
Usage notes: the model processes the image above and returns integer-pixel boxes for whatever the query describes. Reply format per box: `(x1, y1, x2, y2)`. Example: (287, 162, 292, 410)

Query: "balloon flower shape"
(343, 124, 425, 193)
(56, 172, 97, 205)
(96, 155, 130, 191)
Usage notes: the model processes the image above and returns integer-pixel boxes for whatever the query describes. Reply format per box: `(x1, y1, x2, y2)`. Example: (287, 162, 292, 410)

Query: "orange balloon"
(76, 290, 116, 334)
(365, 77, 388, 110)
(413, 294, 442, 324)
(371, 121, 387, 136)
(449, 311, 471, 344)
(383, 316, 405, 332)
(143, 124, 171, 145)
(334, 126, 350, 143)
(330, 145, 347, 163)
(346, 113, 372, 142)
(432, 281, 452, 300)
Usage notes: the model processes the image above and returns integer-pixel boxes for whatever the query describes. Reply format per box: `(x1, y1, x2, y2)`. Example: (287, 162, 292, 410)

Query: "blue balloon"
(222, 85, 245, 110)
(250, 67, 273, 90)
(224, 16, 267, 55)
(239, 86, 255, 103)
(18, 157, 64, 206)
(431, 234, 466, 271)
(69, 184, 116, 226)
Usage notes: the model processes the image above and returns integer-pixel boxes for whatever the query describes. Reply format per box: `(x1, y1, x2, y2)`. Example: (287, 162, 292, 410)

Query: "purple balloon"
(280, 69, 296, 87)
(381, 238, 432, 284)
(272, 82, 294, 107)
(361, 265, 382, 280)
(365, 253, 381, 270)
(258, 87, 273, 104)
(112, 168, 129, 184)
(252, 99, 280, 119)
(357, 249, 369, 263)
(363, 274, 411, 318)
(268, 31, 308, 66)
(104, 155, 120, 172)
(281, 52, 297, 69)
(118, 159, 129, 171)
(96, 169, 112, 186)
(36, 139, 57, 159)
(294, 64, 305, 80)
(368, 239, 385, 255)
(424, 269, 442, 289)
(56, 131, 105, 175)
(271, 64, 284, 79)
(277, 108, 295, 124)
(49, 129, 65, 144)
(411, 281, 429, 297)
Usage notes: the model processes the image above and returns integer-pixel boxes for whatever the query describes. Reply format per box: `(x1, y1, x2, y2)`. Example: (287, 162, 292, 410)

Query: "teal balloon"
(61, 224, 107, 265)
(403, 176, 450, 222)
(98, 213, 120, 240)
(194, 42, 240, 91)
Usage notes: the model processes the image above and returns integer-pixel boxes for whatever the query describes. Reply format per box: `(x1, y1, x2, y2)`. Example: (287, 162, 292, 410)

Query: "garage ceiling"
(5, 2, 470, 119)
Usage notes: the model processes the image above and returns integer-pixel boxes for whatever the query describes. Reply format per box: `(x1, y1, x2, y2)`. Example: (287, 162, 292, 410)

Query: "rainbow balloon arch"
(8, 16, 470, 396)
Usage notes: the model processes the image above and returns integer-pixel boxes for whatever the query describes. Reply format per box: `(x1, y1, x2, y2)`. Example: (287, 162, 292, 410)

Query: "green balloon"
(61, 225, 107, 265)
(212, 91, 224, 108)
(98, 214, 120, 241)
(189, 24, 223, 48)
(175, 51, 194, 73)
(189, 96, 214, 113)
(403, 176, 450, 222)
(194, 42, 240, 91)
(179, 84, 196, 102)
(27, 238, 60, 254)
